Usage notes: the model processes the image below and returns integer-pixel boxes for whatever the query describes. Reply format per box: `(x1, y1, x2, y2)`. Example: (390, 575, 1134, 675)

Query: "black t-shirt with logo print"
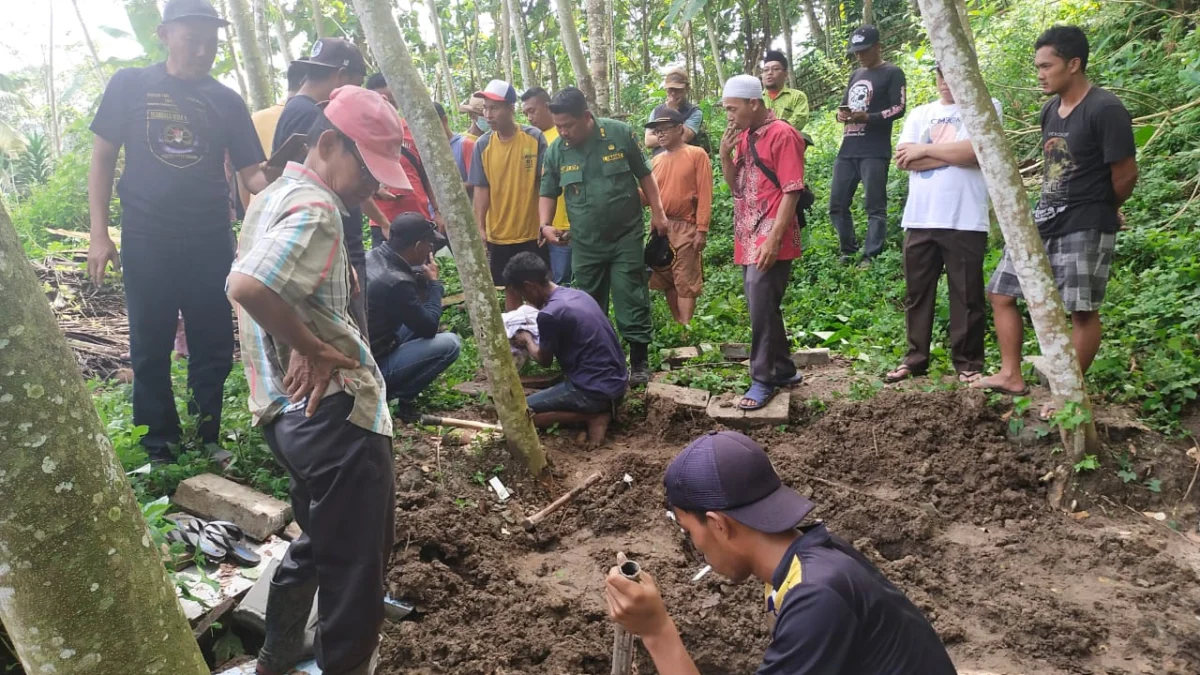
(837, 63, 907, 159)
(1033, 86, 1135, 238)
(90, 64, 265, 234)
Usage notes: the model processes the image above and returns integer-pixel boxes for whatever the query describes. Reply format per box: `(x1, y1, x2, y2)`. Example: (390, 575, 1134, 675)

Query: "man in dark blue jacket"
(605, 431, 958, 675)
(365, 214, 461, 415)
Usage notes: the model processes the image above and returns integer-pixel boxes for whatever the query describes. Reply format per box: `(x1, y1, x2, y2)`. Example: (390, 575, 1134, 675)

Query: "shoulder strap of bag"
(747, 119, 783, 190)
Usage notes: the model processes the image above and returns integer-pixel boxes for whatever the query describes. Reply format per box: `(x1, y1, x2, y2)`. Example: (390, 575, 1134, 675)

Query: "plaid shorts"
(986, 228, 1116, 312)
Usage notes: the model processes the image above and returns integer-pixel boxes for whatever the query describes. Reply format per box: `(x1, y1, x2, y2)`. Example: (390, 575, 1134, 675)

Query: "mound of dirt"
(379, 389, 1200, 675)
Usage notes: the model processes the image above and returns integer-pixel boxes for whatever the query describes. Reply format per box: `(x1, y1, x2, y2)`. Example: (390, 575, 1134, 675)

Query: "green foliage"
(1073, 454, 1101, 473)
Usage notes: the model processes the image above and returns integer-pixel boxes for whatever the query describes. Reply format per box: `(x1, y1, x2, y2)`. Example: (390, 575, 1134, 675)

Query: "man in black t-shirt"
(975, 25, 1138, 402)
(830, 25, 907, 265)
(87, 0, 273, 463)
(272, 38, 381, 338)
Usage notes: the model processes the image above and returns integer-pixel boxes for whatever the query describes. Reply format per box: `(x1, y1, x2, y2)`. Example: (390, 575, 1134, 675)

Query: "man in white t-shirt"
(885, 67, 1001, 384)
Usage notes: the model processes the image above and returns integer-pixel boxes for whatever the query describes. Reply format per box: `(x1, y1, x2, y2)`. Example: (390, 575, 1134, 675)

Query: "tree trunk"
(739, 0, 753, 73)
(426, 0, 458, 105)
(802, 0, 827, 56)
(498, 0, 513, 83)
(955, 0, 976, 50)
(0, 204, 210, 675)
(916, 0, 1098, 510)
(71, 0, 108, 87)
(684, 21, 696, 94)
(226, 0, 270, 109)
(606, 0, 619, 112)
(310, 0, 326, 38)
(253, 0, 276, 99)
(639, 0, 650, 76)
(546, 36, 560, 91)
(468, 2, 482, 94)
(46, 2, 60, 158)
(863, 0, 875, 25)
(703, 3, 725, 87)
(272, 1, 295, 64)
(351, 0, 547, 475)
(508, 0, 536, 89)
(219, 0, 250, 101)
(585, 0, 610, 114)
(778, 0, 794, 87)
(553, 0, 596, 106)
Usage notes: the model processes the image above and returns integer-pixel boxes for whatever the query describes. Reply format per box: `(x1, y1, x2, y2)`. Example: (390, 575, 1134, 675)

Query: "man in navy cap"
(605, 431, 957, 674)
(87, 0, 276, 464)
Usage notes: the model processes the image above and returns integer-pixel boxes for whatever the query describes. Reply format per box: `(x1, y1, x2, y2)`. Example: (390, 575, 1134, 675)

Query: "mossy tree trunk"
(351, 0, 547, 476)
(586, 0, 610, 114)
(426, 0, 458, 107)
(703, 4, 725, 87)
(0, 203, 208, 673)
(916, 0, 1099, 510)
(227, 0, 273, 110)
(553, 0, 597, 107)
(507, 0, 536, 90)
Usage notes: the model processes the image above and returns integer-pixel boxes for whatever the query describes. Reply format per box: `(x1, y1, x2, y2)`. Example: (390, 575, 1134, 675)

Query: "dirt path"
(378, 386, 1200, 675)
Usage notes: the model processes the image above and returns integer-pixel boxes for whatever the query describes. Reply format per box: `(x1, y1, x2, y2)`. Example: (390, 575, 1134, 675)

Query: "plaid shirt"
(232, 163, 392, 436)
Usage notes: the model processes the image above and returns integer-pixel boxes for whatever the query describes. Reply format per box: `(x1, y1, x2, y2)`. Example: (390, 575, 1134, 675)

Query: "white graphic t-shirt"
(897, 99, 1001, 232)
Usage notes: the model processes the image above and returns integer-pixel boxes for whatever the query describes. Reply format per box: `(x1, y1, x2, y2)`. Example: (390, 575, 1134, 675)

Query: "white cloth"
(898, 99, 1002, 232)
(723, 74, 763, 101)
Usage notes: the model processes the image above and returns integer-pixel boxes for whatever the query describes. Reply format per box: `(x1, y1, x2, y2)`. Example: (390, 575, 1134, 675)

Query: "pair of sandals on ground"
(739, 372, 805, 410)
(167, 515, 261, 567)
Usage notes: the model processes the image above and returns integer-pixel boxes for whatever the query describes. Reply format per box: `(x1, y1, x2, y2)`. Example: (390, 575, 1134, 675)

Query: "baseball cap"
(161, 0, 229, 25)
(664, 431, 816, 534)
(849, 25, 881, 53)
(388, 213, 446, 249)
(662, 66, 690, 90)
(644, 107, 685, 128)
(475, 80, 518, 104)
(321, 86, 412, 190)
(458, 94, 485, 116)
(294, 38, 368, 75)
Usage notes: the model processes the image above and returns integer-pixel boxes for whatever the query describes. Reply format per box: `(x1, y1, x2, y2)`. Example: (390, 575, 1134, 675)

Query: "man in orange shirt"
(645, 108, 712, 324)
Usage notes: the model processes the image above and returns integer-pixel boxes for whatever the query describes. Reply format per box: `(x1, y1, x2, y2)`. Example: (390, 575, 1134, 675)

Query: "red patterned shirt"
(732, 116, 806, 265)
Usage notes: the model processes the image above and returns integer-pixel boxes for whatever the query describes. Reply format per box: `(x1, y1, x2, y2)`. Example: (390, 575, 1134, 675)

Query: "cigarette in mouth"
(691, 564, 712, 582)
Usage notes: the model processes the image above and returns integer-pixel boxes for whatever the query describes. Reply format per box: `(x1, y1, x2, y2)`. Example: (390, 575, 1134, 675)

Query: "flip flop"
(203, 521, 261, 567)
(738, 381, 777, 411)
(884, 364, 923, 383)
(774, 372, 804, 387)
(978, 383, 1030, 397)
(958, 371, 982, 384)
(174, 517, 228, 562)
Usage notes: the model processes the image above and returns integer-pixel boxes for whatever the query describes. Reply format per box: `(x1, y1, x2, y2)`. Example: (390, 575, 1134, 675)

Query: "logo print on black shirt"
(146, 92, 208, 169)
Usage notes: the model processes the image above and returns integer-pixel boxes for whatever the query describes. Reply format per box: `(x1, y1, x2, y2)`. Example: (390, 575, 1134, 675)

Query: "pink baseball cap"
(322, 86, 412, 190)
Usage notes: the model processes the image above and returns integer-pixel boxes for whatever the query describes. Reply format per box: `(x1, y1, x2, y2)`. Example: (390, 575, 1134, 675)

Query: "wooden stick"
(522, 472, 603, 531)
(419, 414, 502, 432)
(611, 552, 640, 675)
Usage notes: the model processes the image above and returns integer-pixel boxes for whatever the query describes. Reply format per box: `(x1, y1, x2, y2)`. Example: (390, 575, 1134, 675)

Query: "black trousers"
(901, 229, 988, 374)
(263, 393, 395, 673)
(744, 260, 797, 386)
(121, 226, 234, 456)
(829, 156, 890, 258)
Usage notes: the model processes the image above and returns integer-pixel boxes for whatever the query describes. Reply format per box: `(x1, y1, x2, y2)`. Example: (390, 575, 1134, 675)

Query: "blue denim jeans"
(548, 241, 573, 286)
(376, 328, 463, 402)
(526, 379, 616, 414)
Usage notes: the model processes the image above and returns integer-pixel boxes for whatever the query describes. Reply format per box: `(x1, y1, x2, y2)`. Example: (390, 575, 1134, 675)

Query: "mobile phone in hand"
(267, 133, 308, 168)
(838, 105, 853, 116)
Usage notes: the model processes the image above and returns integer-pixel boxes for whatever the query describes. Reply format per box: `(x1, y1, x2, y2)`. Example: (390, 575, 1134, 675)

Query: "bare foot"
(585, 413, 611, 448)
(971, 373, 1028, 396)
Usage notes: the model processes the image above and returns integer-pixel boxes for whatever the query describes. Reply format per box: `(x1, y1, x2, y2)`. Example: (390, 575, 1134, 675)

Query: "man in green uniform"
(539, 87, 669, 385)
(761, 50, 810, 132)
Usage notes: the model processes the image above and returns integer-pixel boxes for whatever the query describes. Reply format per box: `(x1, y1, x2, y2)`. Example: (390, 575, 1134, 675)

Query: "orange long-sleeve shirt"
(649, 144, 713, 231)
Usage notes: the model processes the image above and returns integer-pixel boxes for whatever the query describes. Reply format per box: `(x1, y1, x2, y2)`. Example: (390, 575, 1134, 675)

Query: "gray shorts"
(986, 229, 1116, 312)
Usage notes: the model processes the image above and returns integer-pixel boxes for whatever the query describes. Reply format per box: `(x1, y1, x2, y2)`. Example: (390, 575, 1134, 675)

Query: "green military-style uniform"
(540, 117, 653, 346)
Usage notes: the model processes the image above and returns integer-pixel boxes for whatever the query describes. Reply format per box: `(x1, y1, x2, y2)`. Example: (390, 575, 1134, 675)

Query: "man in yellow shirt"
(469, 80, 549, 309)
(238, 62, 303, 213)
(521, 86, 572, 285)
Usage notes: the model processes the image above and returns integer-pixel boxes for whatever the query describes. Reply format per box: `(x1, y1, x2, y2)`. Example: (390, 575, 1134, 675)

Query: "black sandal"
(203, 521, 261, 567)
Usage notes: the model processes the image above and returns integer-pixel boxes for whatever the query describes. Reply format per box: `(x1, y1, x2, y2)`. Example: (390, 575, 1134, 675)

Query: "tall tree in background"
(606, 0, 619, 111)
(351, 0, 547, 475)
(228, 0, 271, 110)
(508, 0, 535, 89)
(586, 0, 610, 113)
(802, 0, 828, 56)
(427, 0, 458, 104)
(0, 201, 210, 675)
(71, 0, 108, 87)
(498, 0, 513, 82)
(271, 0, 295, 64)
(554, 0, 596, 106)
(253, 0, 276, 98)
(639, 0, 650, 76)
(704, 4, 725, 86)
(45, 3, 60, 157)
(916, 0, 1098, 510)
(863, 0, 875, 25)
(218, 0, 253, 104)
(778, 0, 794, 86)
(310, 0, 326, 37)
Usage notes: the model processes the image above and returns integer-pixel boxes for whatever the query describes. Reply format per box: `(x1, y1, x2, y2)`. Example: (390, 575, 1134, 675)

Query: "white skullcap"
(722, 74, 763, 100)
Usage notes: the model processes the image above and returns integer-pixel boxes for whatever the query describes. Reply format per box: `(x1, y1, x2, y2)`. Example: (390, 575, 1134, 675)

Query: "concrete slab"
(218, 659, 321, 675)
(282, 521, 303, 541)
(791, 348, 832, 367)
(706, 391, 790, 428)
(646, 382, 710, 409)
(720, 343, 750, 360)
(173, 473, 292, 541)
(660, 346, 700, 367)
(177, 537, 289, 622)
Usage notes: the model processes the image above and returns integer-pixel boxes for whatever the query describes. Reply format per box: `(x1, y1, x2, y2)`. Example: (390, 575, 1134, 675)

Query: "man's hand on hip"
(283, 342, 360, 417)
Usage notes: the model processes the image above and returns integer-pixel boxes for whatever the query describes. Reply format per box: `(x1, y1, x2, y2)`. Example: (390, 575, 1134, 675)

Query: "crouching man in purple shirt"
(505, 252, 628, 446)
(605, 431, 959, 675)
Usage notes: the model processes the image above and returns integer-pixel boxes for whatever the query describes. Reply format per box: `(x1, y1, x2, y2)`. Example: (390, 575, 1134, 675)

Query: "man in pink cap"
(227, 85, 409, 675)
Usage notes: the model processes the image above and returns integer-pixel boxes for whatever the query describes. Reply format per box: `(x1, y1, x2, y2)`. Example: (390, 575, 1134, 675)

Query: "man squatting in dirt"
(605, 431, 959, 674)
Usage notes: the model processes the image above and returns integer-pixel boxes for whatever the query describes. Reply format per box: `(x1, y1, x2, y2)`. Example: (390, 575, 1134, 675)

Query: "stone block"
(660, 346, 700, 366)
(720, 343, 751, 360)
(1024, 355, 1050, 387)
(173, 473, 292, 541)
(706, 391, 790, 428)
(791, 348, 831, 367)
(282, 521, 303, 541)
(646, 382, 710, 409)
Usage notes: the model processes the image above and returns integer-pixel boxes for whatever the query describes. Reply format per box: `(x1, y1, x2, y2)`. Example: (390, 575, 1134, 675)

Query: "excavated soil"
(378, 389, 1200, 675)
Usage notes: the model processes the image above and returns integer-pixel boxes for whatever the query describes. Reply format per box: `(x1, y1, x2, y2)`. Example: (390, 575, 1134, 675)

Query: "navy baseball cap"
(849, 25, 881, 53)
(162, 0, 229, 25)
(664, 431, 815, 533)
(294, 38, 368, 75)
